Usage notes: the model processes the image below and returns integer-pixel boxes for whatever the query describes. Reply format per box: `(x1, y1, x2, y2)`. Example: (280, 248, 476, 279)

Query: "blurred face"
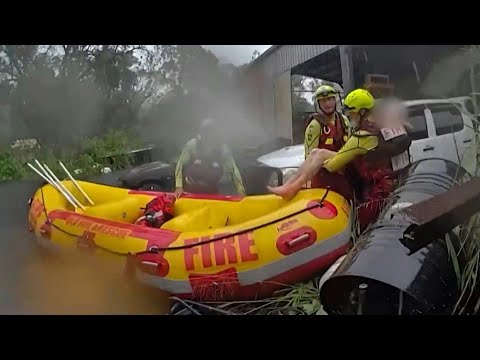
(374, 100, 408, 129)
(318, 96, 336, 115)
(200, 129, 220, 150)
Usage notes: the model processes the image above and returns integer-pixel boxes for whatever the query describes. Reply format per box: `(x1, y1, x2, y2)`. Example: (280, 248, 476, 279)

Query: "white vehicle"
(257, 96, 478, 185)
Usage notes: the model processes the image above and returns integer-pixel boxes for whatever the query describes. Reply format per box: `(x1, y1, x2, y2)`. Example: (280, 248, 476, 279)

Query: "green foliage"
(0, 45, 238, 149)
(0, 129, 145, 181)
(0, 152, 29, 181)
(183, 280, 324, 315)
(0, 44, 248, 183)
(82, 129, 144, 170)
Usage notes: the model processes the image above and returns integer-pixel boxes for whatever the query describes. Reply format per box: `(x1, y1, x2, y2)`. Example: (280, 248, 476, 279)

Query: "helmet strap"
(359, 108, 370, 119)
(358, 109, 376, 130)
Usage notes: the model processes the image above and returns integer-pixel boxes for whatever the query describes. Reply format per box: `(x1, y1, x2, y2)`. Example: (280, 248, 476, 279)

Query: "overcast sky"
(202, 45, 272, 66)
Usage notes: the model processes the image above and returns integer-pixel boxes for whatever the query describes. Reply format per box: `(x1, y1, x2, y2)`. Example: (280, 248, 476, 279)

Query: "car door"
(406, 104, 436, 163)
(424, 102, 477, 175)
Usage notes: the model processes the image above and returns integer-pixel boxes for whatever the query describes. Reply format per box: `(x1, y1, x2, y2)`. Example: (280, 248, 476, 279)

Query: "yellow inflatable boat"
(28, 180, 352, 301)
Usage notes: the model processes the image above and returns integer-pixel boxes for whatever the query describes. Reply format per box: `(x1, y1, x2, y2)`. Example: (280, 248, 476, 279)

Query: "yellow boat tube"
(28, 180, 352, 301)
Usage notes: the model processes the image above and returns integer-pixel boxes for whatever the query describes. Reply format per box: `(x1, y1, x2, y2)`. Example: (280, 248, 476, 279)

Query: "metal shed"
(247, 45, 340, 80)
(244, 45, 348, 142)
(243, 45, 471, 145)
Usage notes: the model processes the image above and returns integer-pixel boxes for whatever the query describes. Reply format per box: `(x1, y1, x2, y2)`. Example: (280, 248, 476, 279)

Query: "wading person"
(174, 118, 246, 197)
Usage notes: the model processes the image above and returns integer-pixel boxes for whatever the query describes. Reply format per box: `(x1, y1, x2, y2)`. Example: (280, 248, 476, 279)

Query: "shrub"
(0, 129, 145, 181)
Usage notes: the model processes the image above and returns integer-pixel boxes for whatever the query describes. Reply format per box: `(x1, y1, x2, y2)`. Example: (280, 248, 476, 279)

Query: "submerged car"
(118, 138, 289, 195)
(119, 160, 175, 192)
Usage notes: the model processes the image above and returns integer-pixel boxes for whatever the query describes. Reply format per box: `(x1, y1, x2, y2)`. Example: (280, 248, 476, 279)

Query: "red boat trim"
(133, 227, 352, 298)
(136, 251, 170, 277)
(175, 242, 351, 301)
(189, 268, 241, 301)
(276, 226, 317, 255)
(128, 189, 244, 202)
(47, 210, 180, 245)
(308, 200, 338, 219)
(40, 222, 52, 239)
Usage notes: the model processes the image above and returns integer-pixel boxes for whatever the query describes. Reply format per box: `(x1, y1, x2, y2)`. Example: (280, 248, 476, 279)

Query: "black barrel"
(320, 159, 468, 315)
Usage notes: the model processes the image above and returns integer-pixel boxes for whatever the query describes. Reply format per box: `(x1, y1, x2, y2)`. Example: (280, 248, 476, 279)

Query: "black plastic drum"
(320, 159, 468, 315)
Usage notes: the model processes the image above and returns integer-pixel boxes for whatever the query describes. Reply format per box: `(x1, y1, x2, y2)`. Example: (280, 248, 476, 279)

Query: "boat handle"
(141, 261, 158, 269)
(287, 233, 310, 247)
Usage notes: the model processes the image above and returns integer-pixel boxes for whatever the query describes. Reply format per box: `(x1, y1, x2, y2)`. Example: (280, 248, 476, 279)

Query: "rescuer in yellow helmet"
(268, 88, 412, 231)
(282, 85, 354, 200)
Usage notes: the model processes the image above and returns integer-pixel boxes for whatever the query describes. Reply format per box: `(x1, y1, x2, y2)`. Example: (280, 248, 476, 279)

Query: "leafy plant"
(0, 129, 145, 181)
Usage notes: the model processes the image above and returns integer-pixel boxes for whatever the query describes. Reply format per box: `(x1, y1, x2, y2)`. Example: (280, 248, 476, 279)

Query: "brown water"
(15, 248, 172, 315)
(0, 177, 171, 315)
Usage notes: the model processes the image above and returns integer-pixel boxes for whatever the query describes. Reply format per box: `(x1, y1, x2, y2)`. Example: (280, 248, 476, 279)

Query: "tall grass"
(441, 91, 480, 315)
(450, 149, 480, 314)
(172, 280, 324, 315)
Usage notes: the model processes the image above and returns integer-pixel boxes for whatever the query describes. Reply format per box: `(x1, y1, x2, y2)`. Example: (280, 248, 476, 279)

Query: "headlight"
(267, 167, 299, 187)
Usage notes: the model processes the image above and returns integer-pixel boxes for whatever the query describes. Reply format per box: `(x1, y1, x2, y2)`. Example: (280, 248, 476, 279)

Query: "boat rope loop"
(39, 185, 330, 253)
(139, 188, 331, 254)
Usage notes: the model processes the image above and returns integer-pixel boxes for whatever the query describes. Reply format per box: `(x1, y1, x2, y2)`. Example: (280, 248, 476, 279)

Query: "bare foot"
(267, 185, 298, 201)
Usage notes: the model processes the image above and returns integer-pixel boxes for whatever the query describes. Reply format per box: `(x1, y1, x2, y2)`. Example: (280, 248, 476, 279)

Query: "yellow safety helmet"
(343, 88, 375, 114)
(314, 85, 337, 101)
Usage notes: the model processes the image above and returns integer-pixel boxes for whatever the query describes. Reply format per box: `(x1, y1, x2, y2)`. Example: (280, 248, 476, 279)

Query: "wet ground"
(0, 172, 171, 315)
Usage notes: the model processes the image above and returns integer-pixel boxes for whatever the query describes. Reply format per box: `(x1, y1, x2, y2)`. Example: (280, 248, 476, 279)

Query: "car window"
(427, 104, 464, 136)
(406, 106, 429, 140)
(464, 97, 475, 115)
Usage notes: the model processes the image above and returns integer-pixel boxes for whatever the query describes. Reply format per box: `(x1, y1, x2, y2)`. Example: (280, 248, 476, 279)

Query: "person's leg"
(278, 148, 322, 187)
(284, 148, 338, 186)
(267, 149, 323, 197)
(268, 149, 336, 200)
(286, 149, 336, 190)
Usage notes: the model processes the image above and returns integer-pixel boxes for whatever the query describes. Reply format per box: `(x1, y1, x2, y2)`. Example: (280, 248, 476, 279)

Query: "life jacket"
(305, 112, 353, 201)
(352, 119, 412, 185)
(305, 112, 350, 152)
(136, 193, 176, 228)
(183, 138, 225, 194)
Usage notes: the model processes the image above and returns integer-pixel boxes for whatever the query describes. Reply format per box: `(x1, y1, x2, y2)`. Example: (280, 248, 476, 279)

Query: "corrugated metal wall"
(246, 45, 339, 142)
(273, 70, 293, 140)
(253, 45, 338, 79)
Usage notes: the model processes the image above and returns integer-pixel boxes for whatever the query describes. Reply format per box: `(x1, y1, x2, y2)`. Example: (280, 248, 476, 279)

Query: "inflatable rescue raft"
(28, 175, 352, 301)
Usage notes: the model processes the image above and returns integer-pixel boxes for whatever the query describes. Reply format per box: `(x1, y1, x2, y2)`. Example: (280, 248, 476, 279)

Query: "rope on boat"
(38, 182, 331, 254)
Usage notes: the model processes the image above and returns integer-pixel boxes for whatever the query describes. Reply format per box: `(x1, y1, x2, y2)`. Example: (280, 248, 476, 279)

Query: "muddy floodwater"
(0, 175, 171, 315)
